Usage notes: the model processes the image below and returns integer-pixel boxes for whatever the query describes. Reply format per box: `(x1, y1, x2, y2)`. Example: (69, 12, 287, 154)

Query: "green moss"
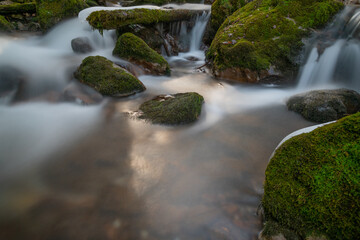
(262, 112, 360, 239)
(0, 15, 14, 32)
(123, 0, 201, 6)
(74, 56, 146, 97)
(36, 0, 88, 30)
(139, 92, 204, 125)
(206, 0, 343, 76)
(0, 3, 36, 15)
(86, 8, 205, 31)
(113, 33, 170, 75)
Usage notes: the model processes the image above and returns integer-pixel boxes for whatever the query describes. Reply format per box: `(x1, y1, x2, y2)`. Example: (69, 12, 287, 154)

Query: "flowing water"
(0, 4, 358, 240)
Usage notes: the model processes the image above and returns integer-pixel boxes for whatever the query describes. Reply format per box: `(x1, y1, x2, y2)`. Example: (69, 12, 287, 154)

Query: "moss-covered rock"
(262, 112, 360, 239)
(287, 89, 360, 123)
(0, 3, 36, 15)
(86, 8, 207, 32)
(121, 0, 202, 6)
(206, 0, 343, 82)
(74, 56, 146, 97)
(138, 92, 204, 125)
(35, 0, 88, 30)
(0, 15, 14, 32)
(113, 32, 170, 75)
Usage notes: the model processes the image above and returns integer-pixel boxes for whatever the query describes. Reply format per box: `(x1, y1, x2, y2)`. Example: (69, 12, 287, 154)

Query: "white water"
(297, 6, 360, 91)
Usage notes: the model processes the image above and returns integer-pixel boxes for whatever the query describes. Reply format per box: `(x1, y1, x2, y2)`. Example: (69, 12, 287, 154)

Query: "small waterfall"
(297, 6, 360, 90)
(189, 11, 210, 51)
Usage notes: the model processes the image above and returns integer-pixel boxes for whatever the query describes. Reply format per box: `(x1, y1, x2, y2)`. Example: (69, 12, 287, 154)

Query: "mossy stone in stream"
(35, 0, 88, 30)
(74, 56, 146, 97)
(0, 15, 14, 32)
(113, 32, 170, 75)
(206, 0, 343, 82)
(262, 112, 360, 239)
(138, 92, 204, 125)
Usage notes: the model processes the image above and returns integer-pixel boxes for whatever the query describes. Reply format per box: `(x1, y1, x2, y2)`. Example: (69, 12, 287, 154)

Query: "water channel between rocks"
(1, 3, 354, 240)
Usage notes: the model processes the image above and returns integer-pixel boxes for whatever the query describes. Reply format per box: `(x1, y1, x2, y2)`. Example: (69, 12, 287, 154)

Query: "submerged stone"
(71, 37, 93, 54)
(74, 56, 146, 97)
(287, 88, 360, 123)
(206, 0, 343, 83)
(262, 112, 360, 239)
(138, 92, 204, 125)
(113, 32, 170, 75)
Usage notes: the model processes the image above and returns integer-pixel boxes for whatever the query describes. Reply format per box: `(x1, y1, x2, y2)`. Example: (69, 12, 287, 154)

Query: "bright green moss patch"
(262, 112, 360, 239)
(86, 8, 206, 31)
(36, 0, 88, 30)
(139, 92, 204, 125)
(0, 15, 14, 32)
(207, 0, 343, 76)
(113, 33, 170, 75)
(74, 56, 146, 97)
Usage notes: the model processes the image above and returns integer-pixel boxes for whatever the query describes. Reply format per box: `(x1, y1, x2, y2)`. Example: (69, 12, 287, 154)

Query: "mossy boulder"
(206, 0, 343, 82)
(35, 0, 88, 30)
(74, 56, 146, 97)
(138, 92, 204, 125)
(0, 3, 36, 15)
(113, 33, 170, 75)
(121, 0, 202, 6)
(0, 15, 14, 32)
(262, 112, 360, 239)
(287, 89, 360, 123)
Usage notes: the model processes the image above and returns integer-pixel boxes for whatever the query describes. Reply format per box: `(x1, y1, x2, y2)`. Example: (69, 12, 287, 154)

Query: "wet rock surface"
(71, 37, 93, 54)
(287, 88, 360, 123)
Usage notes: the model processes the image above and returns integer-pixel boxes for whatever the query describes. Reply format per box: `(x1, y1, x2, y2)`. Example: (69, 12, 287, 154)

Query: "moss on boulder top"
(86, 8, 207, 31)
(262, 112, 360, 239)
(0, 15, 14, 32)
(0, 2, 36, 15)
(206, 0, 343, 82)
(74, 56, 146, 97)
(138, 92, 204, 125)
(36, 0, 88, 30)
(122, 0, 202, 6)
(113, 33, 170, 75)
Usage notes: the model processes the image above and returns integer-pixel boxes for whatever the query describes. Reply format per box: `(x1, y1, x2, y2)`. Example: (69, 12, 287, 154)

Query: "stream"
(0, 4, 359, 240)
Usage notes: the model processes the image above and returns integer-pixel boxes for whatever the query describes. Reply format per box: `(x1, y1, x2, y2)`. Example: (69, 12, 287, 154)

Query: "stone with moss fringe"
(35, 0, 88, 30)
(113, 32, 170, 75)
(206, 0, 343, 83)
(138, 92, 204, 125)
(262, 112, 360, 239)
(287, 89, 360, 123)
(0, 15, 14, 32)
(74, 56, 146, 97)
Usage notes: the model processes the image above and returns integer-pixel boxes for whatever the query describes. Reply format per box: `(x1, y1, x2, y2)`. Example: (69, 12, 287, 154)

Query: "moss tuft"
(206, 0, 343, 78)
(113, 32, 170, 75)
(139, 92, 204, 125)
(74, 56, 146, 97)
(262, 112, 360, 239)
(36, 0, 88, 30)
(0, 15, 15, 32)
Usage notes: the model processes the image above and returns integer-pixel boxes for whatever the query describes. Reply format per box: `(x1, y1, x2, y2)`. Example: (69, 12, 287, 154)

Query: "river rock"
(62, 82, 103, 105)
(74, 56, 146, 97)
(287, 88, 360, 123)
(262, 112, 360, 239)
(137, 92, 204, 125)
(0, 15, 14, 32)
(71, 37, 93, 54)
(0, 66, 24, 103)
(206, 0, 343, 83)
(113, 33, 170, 75)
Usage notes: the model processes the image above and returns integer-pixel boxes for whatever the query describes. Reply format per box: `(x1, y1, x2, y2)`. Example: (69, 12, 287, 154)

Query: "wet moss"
(35, 0, 88, 30)
(0, 3, 36, 15)
(86, 8, 205, 31)
(206, 0, 343, 77)
(262, 112, 360, 239)
(74, 56, 146, 97)
(0, 15, 14, 32)
(123, 0, 201, 6)
(113, 32, 170, 75)
(139, 92, 204, 125)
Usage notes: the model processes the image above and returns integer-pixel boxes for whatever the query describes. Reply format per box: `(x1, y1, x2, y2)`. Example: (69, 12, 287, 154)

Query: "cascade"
(297, 6, 360, 90)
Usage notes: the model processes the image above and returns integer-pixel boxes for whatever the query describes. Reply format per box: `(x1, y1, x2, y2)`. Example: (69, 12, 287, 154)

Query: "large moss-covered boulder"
(74, 56, 146, 97)
(113, 33, 170, 75)
(0, 3, 36, 15)
(262, 112, 360, 239)
(35, 0, 88, 30)
(138, 92, 204, 125)
(206, 0, 343, 83)
(0, 15, 14, 32)
(287, 89, 360, 123)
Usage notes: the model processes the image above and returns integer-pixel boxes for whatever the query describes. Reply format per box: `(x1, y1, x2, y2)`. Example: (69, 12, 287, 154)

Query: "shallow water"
(0, 3, 351, 240)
